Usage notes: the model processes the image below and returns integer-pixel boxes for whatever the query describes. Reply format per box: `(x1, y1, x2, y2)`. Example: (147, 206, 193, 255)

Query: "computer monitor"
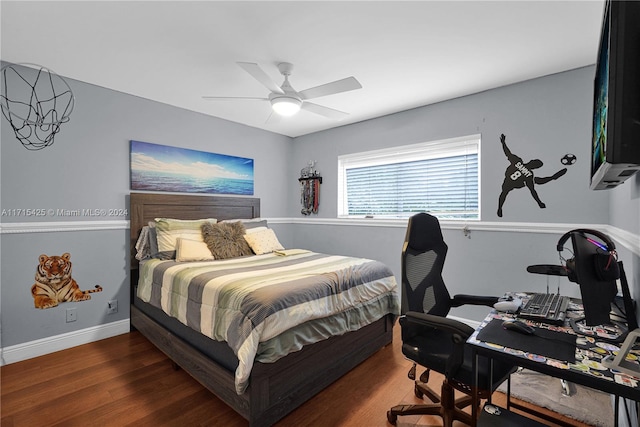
(590, 0, 640, 189)
(570, 231, 618, 326)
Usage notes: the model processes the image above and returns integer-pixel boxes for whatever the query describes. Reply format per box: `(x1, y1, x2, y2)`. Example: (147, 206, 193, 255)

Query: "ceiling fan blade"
(265, 111, 282, 124)
(237, 62, 284, 94)
(202, 96, 269, 101)
(298, 76, 362, 100)
(301, 102, 349, 120)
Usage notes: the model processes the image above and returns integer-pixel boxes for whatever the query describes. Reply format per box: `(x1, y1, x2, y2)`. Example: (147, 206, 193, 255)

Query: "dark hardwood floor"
(1, 323, 591, 427)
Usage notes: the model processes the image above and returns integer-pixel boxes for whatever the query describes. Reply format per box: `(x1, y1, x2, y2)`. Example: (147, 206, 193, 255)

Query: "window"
(338, 135, 480, 220)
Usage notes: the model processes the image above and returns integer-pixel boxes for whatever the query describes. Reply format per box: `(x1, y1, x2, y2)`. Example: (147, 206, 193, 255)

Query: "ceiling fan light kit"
(204, 61, 362, 120)
(270, 95, 302, 116)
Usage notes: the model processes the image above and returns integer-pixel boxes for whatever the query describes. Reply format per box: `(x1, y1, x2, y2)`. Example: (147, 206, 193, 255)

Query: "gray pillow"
(220, 218, 268, 230)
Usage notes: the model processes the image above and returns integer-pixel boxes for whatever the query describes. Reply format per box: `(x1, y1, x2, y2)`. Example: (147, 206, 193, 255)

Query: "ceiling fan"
(203, 62, 362, 119)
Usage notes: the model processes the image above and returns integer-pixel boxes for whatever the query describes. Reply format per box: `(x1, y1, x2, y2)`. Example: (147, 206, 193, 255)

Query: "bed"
(129, 192, 398, 426)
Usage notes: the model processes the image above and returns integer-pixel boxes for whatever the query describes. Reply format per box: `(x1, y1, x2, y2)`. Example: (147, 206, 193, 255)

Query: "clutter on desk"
(470, 306, 640, 392)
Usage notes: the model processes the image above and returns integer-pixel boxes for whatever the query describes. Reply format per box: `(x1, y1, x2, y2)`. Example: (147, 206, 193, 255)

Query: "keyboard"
(519, 293, 570, 326)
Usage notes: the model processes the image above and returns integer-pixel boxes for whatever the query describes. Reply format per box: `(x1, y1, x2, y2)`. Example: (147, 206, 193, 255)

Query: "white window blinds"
(338, 135, 480, 220)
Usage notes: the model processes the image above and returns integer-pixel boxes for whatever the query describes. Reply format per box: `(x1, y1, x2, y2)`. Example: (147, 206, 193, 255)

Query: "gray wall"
(291, 66, 640, 323)
(0, 65, 293, 222)
(1, 65, 292, 347)
(292, 66, 608, 224)
(609, 173, 640, 326)
(2, 64, 639, 352)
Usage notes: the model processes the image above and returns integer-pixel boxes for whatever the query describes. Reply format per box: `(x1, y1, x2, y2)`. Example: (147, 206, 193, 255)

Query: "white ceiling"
(1, 1, 605, 138)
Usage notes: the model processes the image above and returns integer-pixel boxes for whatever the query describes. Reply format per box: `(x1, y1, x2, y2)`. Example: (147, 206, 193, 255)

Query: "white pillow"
(244, 228, 284, 255)
(175, 238, 215, 262)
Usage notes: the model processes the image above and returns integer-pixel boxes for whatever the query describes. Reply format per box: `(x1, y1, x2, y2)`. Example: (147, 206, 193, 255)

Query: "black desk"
(468, 298, 640, 426)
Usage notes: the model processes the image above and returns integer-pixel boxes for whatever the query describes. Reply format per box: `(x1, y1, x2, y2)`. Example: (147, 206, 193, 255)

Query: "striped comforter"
(137, 251, 399, 394)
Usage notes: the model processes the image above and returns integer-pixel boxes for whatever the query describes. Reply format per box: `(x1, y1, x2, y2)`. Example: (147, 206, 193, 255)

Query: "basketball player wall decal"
(497, 134, 574, 217)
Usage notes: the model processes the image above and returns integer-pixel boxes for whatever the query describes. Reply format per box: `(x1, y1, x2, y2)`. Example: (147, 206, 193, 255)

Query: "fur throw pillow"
(201, 221, 253, 259)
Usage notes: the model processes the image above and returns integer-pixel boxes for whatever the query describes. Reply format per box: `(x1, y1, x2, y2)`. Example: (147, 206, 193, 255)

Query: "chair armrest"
(451, 294, 498, 308)
(403, 311, 475, 339)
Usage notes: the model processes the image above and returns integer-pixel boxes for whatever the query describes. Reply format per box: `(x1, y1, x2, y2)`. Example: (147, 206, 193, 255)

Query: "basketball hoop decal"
(1, 63, 75, 151)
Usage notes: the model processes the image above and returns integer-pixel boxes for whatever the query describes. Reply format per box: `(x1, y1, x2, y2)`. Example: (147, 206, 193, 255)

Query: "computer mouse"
(502, 320, 535, 335)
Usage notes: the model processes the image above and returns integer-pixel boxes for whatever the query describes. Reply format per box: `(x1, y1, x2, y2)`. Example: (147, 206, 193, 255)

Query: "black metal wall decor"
(0, 63, 75, 151)
(299, 161, 322, 215)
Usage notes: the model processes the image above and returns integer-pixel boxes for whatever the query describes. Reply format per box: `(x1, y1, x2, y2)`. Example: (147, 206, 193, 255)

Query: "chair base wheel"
(414, 384, 423, 398)
(387, 410, 397, 425)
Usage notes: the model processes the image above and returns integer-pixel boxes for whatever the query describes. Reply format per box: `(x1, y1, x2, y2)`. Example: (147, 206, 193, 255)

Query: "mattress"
(137, 250, 399, 394)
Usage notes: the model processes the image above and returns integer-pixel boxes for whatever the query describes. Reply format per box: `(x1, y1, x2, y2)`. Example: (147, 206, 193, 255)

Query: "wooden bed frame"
(129, 192, 395, 427)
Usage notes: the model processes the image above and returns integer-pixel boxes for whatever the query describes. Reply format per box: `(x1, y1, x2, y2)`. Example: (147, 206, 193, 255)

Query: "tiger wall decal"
(31, 253, 103, 309)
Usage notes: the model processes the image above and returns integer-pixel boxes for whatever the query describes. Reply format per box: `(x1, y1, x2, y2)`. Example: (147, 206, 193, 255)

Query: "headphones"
(556, 229, 619, 283)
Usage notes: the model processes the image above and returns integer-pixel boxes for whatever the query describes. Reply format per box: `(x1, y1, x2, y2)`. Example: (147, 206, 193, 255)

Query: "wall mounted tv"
(591, 0, 640, 190)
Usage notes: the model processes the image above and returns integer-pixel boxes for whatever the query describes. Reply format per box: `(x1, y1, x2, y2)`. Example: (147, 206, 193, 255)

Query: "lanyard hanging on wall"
(299, 161, 322, 215)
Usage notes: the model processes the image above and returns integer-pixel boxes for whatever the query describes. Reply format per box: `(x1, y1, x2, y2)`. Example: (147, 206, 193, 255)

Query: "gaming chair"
(387, 213, 517, 426)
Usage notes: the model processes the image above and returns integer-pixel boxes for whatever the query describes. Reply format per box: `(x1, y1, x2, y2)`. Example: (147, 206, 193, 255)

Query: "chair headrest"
(406, 213, 445, 252)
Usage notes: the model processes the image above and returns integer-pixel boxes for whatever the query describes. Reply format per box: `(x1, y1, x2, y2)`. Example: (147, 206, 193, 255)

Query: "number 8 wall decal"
(497, 133, 574, 218)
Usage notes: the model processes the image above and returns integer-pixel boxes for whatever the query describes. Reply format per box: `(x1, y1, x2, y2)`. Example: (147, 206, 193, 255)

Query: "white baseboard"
(0, 319, 130, 366)
(0, 315, 476, 366)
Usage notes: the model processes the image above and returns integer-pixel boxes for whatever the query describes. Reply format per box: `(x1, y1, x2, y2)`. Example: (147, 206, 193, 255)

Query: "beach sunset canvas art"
(130, 140, 254, 195)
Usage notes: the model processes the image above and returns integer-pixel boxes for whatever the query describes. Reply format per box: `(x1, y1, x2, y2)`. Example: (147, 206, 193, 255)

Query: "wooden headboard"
(130, 192, 260, 269)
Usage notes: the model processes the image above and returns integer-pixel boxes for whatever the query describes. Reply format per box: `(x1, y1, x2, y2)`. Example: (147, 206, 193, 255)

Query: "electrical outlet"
(107, 299, 118, 314)
(66, 308, 77, 323)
